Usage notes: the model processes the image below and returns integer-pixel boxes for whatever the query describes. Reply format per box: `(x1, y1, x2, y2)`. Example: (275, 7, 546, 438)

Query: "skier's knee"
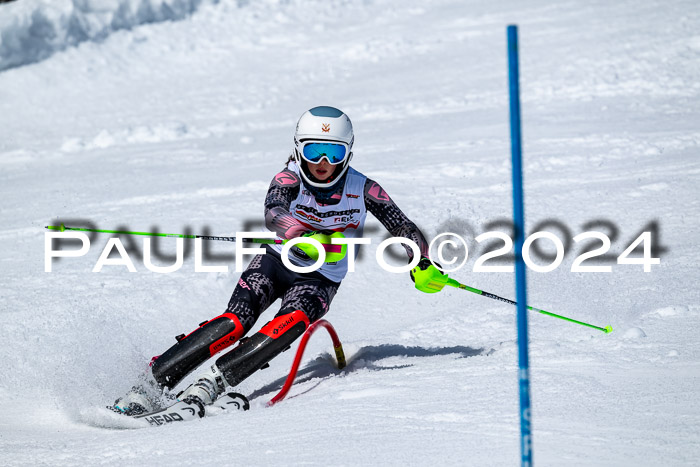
(278, 288, 332, 323)
(226, 299, 258, 333)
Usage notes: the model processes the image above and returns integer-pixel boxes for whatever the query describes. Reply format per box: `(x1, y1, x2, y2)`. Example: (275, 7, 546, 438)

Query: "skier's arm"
(363, 180, 447, 293)
(363, 179, 430, 261)
(264, 170, 309, 239)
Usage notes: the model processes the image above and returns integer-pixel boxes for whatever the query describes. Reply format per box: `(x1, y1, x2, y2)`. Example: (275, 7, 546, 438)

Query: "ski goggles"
(300, 141, 349, 165)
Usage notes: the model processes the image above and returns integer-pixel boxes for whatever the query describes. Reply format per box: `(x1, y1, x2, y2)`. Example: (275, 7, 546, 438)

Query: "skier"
(113, 106, 445, 415)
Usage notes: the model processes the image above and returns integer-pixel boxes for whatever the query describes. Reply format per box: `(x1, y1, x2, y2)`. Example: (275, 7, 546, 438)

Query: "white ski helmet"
(293, 106, 354, 188)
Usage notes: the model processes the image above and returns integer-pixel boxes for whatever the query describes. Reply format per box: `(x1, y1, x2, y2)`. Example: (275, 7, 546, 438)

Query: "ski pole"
(45, 223, 347, 262)
(45, 223, 278, 244)
(445, 277, 613, 333)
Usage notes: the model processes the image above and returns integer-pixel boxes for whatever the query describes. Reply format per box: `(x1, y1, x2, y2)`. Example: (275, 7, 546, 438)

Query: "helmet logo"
(321, 123, 330, 133)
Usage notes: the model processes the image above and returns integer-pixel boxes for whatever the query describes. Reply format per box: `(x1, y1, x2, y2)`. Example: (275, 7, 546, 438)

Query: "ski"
(210, 392, 251, 412)
(134, 392, 249, 427)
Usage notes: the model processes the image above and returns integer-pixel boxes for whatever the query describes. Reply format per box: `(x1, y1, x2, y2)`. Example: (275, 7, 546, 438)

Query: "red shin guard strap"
(259, 310, 310, 339)
(208, 314, 245, 356)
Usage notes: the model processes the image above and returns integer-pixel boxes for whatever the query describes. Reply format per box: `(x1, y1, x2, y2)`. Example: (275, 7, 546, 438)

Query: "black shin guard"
(151, 314, 245, 388)
(217, 310, 309, 387)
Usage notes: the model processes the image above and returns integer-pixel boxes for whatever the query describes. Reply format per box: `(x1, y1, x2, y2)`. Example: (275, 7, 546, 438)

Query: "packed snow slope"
(0, 0, 213, 72)
(1, 0, 699, 465)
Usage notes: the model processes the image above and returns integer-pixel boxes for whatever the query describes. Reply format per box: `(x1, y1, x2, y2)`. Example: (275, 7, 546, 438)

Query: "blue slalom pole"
(508, 24, 533, 466)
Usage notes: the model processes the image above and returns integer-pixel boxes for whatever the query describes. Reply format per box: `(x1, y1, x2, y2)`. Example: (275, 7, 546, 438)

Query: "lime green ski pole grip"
(445, 278, 612, 333)
(412, 264, 451, 293)
(298, 231, 347, 262)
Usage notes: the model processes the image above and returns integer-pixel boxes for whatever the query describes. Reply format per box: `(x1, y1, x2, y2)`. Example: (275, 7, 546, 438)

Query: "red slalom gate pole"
(268, 319, 347, 406)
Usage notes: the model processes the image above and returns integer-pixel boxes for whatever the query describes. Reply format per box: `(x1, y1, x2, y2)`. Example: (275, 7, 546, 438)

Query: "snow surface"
(1, 0, 699, 465)
(0, 0, 212, 72)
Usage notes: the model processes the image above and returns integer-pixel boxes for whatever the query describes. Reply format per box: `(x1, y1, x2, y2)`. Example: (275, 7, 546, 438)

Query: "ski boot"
(112, 385, 159, 416)
(111, 369, 169, 416)
(177, 364, 227, 409)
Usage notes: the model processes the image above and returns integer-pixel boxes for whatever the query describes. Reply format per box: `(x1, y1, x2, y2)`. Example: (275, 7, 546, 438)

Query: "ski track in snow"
(1, 0, 699, 465)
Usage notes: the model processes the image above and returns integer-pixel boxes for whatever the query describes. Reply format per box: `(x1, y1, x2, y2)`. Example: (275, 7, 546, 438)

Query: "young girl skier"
(113, 106, 445, 415)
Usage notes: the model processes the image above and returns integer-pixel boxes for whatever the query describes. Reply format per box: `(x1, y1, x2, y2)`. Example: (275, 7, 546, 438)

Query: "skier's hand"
(410, 257, 449, 293)
(294, 230, 347, 262)
(302, 229, 336, 238)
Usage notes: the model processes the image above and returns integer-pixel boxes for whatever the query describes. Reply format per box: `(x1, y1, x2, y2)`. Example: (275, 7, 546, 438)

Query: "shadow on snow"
(248, 344, 485, 402)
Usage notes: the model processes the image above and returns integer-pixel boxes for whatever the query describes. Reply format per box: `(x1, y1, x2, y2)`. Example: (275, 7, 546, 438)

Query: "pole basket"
(268, 319, 346, 406)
